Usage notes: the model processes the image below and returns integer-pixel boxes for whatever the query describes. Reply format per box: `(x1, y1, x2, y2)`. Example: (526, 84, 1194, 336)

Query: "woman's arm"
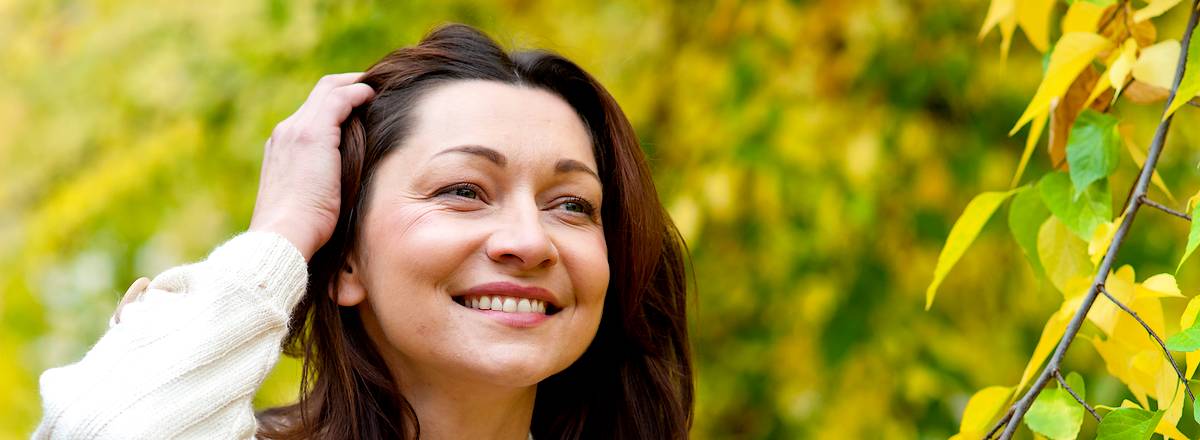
(33, 73, 374, 439)
(33, 231, 307, 439)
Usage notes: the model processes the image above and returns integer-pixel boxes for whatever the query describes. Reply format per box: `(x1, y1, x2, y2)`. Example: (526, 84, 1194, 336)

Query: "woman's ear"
(334, 253, 367, 306)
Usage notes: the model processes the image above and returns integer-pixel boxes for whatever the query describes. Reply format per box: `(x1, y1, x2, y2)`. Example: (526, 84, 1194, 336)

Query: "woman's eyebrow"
(433, 144, 600, 183)
(555, 159, 600, 183)
(434, 144, 507, 166)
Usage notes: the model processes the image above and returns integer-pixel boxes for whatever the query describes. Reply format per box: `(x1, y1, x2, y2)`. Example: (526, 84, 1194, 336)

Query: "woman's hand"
(249, 73, 375, 261)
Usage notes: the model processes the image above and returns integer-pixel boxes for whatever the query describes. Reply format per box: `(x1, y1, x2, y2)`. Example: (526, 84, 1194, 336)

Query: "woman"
(35, 23, 692, 439)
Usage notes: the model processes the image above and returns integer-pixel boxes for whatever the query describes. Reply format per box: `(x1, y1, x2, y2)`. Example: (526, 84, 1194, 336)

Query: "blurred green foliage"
(5, 0, 1200, 438)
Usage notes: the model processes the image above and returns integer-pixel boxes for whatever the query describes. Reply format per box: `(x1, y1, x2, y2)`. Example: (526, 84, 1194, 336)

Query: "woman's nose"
(485, 201, 559, 271)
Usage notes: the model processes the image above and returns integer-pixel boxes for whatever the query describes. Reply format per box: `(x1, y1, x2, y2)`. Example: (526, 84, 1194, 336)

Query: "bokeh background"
(5, 0, 1200, 438)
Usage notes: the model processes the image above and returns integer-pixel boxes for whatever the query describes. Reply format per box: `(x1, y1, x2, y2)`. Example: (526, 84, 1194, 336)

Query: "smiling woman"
(32, 23, 692, 440)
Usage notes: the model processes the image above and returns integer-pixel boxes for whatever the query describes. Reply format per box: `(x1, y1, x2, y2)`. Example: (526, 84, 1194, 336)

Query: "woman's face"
(339, 80, 609, 388)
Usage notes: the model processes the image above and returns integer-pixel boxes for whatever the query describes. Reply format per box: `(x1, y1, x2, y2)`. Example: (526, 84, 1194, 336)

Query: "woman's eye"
(563, 201, 586, 213)
(452, 186, 478, 199)
(438, 183, 484, 201)
(559, 197, 596, 216)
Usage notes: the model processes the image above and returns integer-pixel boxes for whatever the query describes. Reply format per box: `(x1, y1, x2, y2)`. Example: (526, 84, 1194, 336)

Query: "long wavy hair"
(256, 23, 692, 439)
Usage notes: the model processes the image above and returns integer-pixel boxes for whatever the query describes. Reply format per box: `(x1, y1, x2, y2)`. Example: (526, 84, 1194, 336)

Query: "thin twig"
(1053, 369, 1101, 422)
(993, 2, 1200, 438)
(1140, 195, 1192, 221)
(984, 408, 1013, 439)
(1099, 285, 1197, 403)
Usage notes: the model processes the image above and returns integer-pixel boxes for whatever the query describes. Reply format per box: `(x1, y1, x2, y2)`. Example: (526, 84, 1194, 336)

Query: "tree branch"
(1054, 369, 1100, 422)
(1098, 285, 1196, 404)
(992, 2, 1200, 438)
(1139, 195, 1192, 221)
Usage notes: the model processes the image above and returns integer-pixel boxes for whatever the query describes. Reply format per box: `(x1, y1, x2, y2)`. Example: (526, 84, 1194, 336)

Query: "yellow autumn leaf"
(1011, 33, 1111, 135)
(980, 0, 1020, 59)
(979, 0, 1015, 40)
(1038, 217, 1093, 295)
(1110, 38, 1139, 93)
(1090, 265, 1138, 336)
(1010, 109, 1047, 188)
(1181, 296, 1200, 377)
(1133, 39, 1181, 90)
(1015, 300, 1076, 397)
(1138, 273, 1183, 298)
(1016, 0, 1054, 52)
(956, 386, 1013, 436)
(1088, 215, 1124, 267)
(1084, 50, 1120, 109)
(1061, 1, 1106, 34)
(1154, 366, 1188, 440)
(925, 190, 1016, 310)
(1122, 125, 1176, 203)
(1134, 0, 1183, 23)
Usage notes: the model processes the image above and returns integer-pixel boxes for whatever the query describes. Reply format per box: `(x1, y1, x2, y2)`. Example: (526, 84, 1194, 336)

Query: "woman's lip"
(467, 308, 551, 328)
(460, 281, 560, 307)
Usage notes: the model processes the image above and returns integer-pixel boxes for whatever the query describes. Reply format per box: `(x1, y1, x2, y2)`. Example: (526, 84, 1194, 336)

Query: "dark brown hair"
(256, 23, 692, 439)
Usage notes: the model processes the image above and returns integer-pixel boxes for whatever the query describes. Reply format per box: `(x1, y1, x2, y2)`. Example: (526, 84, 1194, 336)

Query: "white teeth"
(463, 295, 549, 315)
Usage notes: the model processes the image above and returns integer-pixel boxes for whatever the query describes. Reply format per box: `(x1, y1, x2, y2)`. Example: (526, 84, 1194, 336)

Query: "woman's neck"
(394, 366, 536, 440)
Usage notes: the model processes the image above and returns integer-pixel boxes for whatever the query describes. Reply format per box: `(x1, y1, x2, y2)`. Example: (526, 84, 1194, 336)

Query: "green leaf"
(1038, 171, 1112, 240)
(1066, 110, 1120, 199)
(1026, 387, 1084, 439)
(925, 190, 1017, 310)
(1177, 202, 1200, 274)
(1166, 19, 1200, 118)
(1167, 319, 1200, 352)
(1038, 216, 1093, 294)
(1195, 398, 1200, 426)
(1009, 185, 1050, 277)
(1096, 408, 1163, 440)
(1066, 371, 1086, 399)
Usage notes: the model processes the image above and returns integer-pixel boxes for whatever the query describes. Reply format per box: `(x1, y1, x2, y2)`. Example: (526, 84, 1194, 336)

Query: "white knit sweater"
(34, 232, 309, 439)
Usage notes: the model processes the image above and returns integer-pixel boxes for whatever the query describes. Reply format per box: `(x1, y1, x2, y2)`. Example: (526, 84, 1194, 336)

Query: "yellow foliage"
(1010, 32, 1110, 135)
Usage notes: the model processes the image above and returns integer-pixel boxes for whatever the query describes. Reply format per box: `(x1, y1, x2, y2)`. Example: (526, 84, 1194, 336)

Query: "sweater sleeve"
(33, 231, 309, 440)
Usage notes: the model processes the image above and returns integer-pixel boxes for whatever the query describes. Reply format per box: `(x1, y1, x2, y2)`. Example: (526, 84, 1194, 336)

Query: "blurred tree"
(8, 0, 1198, 438)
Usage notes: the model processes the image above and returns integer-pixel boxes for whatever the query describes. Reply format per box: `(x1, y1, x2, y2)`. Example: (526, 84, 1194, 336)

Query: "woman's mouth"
(453, 295, 560, 315)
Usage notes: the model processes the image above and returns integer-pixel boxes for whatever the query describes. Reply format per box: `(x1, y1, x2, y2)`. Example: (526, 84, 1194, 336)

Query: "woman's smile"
(452, 281, 564, 328)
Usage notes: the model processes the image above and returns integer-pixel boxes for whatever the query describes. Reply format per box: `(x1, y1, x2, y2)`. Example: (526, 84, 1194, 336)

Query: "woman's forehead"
(400, 80, 596, 168)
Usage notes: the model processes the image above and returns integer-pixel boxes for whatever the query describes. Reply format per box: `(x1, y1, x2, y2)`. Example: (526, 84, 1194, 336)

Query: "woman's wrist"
(248, 221, 318, 262)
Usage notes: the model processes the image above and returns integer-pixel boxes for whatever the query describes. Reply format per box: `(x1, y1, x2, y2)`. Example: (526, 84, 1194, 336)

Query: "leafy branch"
(987, 2, 1200, 438)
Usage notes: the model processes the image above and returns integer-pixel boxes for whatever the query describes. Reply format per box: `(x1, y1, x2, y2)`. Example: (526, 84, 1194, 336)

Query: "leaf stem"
(1098, 285, 1196, 404)
(1053, 369, 1100, 422)
(992, 2, 1200, 438)
(1139, 195, 1192, 221)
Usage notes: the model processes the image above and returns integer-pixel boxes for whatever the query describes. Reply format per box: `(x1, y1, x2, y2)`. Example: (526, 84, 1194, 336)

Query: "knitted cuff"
(203, 231, 309, 316)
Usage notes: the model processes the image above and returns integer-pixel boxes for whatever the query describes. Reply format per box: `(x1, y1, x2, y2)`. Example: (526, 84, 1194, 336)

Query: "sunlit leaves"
(1133, 40, 1181, 90)
(1179, 202, 1200, 273)
(980, 0, 1056, 57)
(1096, 408, 1164, 440)
(1011, 32, 1111, 134)
(1010, 186, 1051, 276)
(1038, 171, 1113, 240)
(1066, 110, 1120, 199)
(1038, 217, 1093, 294)
(1062, 1, 1106, 34)
(1134, 0, 1184, 23)
(925, 190, 1017, 309)
(954, 386, 1013, 437)
(1166, 321, 1200, 352)
(1166, 24, 1200, 117)
(1025, 381, 1084, 439)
